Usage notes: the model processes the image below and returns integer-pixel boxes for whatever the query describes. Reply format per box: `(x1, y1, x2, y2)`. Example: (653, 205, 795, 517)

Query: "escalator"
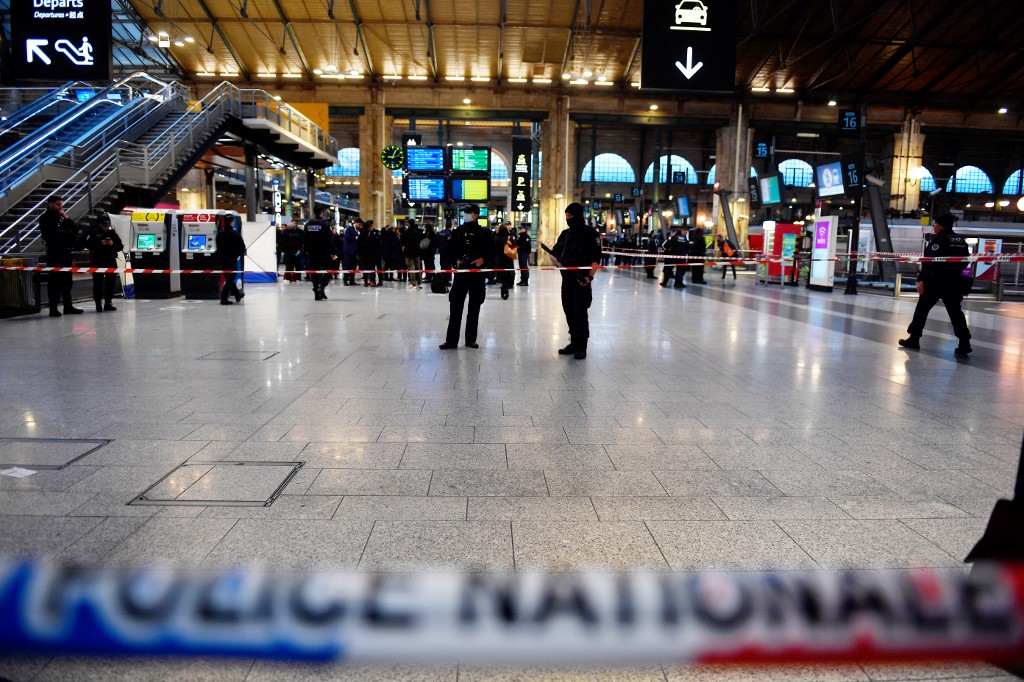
(0, 76, 339, 256)
(0, 82, 100, 152)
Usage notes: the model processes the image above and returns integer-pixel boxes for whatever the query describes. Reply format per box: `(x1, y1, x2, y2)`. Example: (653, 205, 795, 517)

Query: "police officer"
(516, 224, 532, 286)
(280, 218, 304, 283)
(303, 206, 337, 300)
(85, 214, 123, 312)
(551, 202, 602, 359)
(899, 213, 973, 356)
(40, 195, 83, 317)
(216, 221, 247, 305)
(439, 205, 490, 349)
(660, 228, 688, 289)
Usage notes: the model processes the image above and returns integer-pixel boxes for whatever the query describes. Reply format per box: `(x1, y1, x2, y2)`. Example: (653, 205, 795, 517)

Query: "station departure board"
(407, 177, 446, 202)
(406, 147, 445, 172)
(451, 148, 490, 173)
(451, 179, 490, 202)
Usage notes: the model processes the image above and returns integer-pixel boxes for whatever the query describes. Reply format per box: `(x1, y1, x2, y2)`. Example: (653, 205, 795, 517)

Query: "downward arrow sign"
(26, 39, 51, 65)
(674, 47, 702, 79)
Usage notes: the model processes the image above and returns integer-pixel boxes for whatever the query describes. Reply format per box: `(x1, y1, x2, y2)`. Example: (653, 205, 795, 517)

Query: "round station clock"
(380, 145, 404, 170)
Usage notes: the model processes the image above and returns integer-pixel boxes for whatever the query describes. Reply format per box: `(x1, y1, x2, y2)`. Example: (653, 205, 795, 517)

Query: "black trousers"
(518, 253, 529, 283)
(220, 271, 242, 301)
(92, 273, 116, 304)
(47, 271, 73, 310)
(445, 272, 486, 345)
(283, 253, 301, 281)
(907, 280, 971, 342)
(644, 257, 657, 277)
(560, 276, 593, 340)
(343, 253, 357, 284)
(308, 257, 332, 293)
(662, 265, 675, 285)
(721, 263, 737, 278)
(691, 264, 706, 282)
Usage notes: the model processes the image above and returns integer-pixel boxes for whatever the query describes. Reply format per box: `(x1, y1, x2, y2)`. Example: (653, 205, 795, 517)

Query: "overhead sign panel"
(641, 0, 737, 92)
(511, 136, 532, 212)
(10, 0, 112, 82)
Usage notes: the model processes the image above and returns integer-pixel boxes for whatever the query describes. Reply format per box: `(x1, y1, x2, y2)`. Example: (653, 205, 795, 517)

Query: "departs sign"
(10, 0, 112, 83)
(641, 0, 737, 92)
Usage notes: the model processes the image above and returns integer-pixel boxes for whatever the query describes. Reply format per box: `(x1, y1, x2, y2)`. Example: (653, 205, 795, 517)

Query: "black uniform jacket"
(40, 209, 79, 266)
(85, 227, 124, 267)
(920, 228, 969, 285)
(554, 224, 602, 281)
(450, 220, 492, 269)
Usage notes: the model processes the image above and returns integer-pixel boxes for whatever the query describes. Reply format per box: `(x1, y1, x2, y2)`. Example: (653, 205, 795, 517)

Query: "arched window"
(706, 165, 758, 186)
(643, 155, 697, 184)
(324, 147, 360, 176)
(946, 165, 993, 193)
(491, 152, 509, 180)
(917, 168, 937, 193)
(778, 159, 814, 187)
(580, 153, 636, 183)
(1002, 169, 1023, 195)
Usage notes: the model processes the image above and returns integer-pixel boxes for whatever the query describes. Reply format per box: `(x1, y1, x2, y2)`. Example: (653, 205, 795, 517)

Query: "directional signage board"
(641, 0, 737, 92)
(511, 136, 532, 212)
(9, 0, 112, 82)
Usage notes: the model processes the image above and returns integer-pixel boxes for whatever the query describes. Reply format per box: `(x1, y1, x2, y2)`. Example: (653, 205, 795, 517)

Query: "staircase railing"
(0, 81, 337, 255)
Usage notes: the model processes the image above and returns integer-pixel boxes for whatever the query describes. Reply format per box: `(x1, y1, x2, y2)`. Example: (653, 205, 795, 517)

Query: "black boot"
(95, 301, 103, 313)
(104, 302, 117, 311)
(49, 308, 61, 317)
(574, 338, 588, 360)
(557, 337, 577, 355)
(63, 306, 84, 314)
(898, 337, 921, 350)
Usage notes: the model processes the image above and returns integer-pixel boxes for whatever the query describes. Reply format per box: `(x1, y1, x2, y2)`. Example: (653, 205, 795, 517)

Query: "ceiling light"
(999, 200, 1010, 207)
(196, 71, 216, 77)
(649, 104, 658, 111)
(184, 36, 195, 43)
(147, 35, 158, 42)
(998, 107, 1008, 114)
(408, 75, 428, 81)
(796, 132, 819, 138)
(257, 72, 276, 78)
(777, 87, 796, 93)
(173, 40, 185, 47)
(751, 86, 770, 92)
(631, 81, 640, 87)
(272, 95, 281, 101)
(219, 71, 238, 77)
(463, 98, 471, 104)
(596, 75, 606, 82)
(470, 76, 490, 82)
(445, 75, 465, 81)
(569, 78, 588, 85)
(984, 201, 995, 208)
(562, 72, 571, 80)
(827, 99, 837, 106)
(383, 75, 402, 80)
(324, 65, 337, 72)
(456, 141, 464, 147)
(507, 78, 528, 83)
(281, 73, 300, 78)
(346, 74, 364, 79)
(595, 80, 614, 86)
(583, 70, 592, 78)
(346, 69, 359, 76)
(1017, 197, 1024, 211)
(313, 68, 323, 75)
(532, 78, 552, 84)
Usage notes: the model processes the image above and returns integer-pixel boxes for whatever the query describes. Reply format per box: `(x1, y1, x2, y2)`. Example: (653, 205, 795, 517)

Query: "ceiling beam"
(422, 0, 438, 81)
(497, 0, 506, 83)
(560, 0, 582, 80)
(195, 0, 250, 80)
(268, 0, 314, 80)
(621, 37, 641, 89)
(347, 0, 375, 79)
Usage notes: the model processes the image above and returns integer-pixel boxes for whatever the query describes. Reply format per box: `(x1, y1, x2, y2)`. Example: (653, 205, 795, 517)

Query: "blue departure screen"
(407, 177, 446, 202)
(406, 147, 445, 172)
(187, 235, 208, 250)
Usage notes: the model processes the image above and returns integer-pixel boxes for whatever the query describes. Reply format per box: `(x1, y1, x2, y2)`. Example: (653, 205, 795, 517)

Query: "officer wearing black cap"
(551, 202, 602, 359)
(899, 213, 973, 356)
(440, 204, 490, 349)
(85, 214, 123, 312)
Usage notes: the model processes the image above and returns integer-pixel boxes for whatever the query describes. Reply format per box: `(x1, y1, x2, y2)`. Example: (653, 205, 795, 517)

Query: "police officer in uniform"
(39, 195, 83, 317)
(303, 206, 337, 300)
(439, 205, 490, 349)
(899, 213, 973, 356)
(85, 214, 123, 312)
(551, 202, 602, 359)
(216, 221, 247, 305)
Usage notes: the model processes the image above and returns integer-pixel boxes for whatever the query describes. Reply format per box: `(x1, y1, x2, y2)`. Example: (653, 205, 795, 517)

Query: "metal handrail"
(0, 81, 93, 139)
(0, 80, 338, 254)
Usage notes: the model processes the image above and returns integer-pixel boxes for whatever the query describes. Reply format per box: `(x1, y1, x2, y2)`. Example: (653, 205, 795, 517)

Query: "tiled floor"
(1, 268, 1022, 681)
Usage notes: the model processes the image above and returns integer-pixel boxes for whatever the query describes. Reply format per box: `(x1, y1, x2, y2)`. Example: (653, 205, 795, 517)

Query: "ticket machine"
(129, 210, 180, 298)
(179, 210, 222, 299)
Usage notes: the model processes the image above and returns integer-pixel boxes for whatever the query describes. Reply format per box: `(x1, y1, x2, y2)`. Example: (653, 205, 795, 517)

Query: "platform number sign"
(671, 171, 686, 184)
(839, 109, 861, 132)
(631, 187, 642, 198)
(842, 155, 864, 198)
(613, 193, 623, 202)
(754, 141, 769, 158)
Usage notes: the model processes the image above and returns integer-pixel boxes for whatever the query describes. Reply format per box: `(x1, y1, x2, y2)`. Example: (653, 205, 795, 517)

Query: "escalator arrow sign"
(26, 39, 51, 65)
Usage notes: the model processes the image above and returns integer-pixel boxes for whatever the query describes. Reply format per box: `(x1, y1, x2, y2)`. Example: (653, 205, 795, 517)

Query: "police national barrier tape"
(2, 559, 1023, 665)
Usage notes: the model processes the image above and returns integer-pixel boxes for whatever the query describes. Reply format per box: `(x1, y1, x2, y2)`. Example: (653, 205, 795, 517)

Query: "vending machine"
(179, 210, 221, 299)
(129, 210, 180, 298)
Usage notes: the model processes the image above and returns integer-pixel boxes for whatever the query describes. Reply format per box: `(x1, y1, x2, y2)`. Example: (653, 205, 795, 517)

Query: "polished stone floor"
(1, 267, 1022, 681)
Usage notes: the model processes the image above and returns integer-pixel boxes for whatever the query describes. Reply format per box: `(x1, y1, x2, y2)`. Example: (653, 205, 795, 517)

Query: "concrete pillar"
(891, 115, 924, 214)
(539, 95, 575, 263)
(359, 89, 393, 224)
(713, 104, 752, 245)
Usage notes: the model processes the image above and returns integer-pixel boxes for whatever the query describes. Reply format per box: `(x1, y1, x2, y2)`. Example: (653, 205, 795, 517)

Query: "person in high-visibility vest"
(716, 235, 738, 280)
